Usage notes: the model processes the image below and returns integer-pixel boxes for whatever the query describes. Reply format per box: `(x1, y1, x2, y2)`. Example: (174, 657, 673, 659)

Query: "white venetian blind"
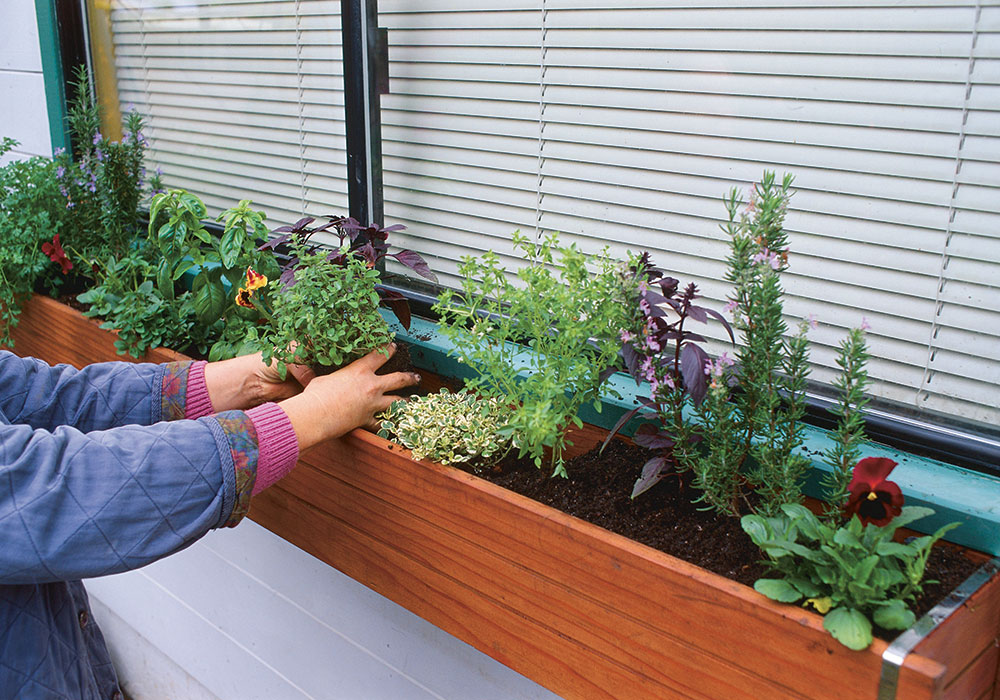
(108, 0, 349, 224)
(378, 1, 1000, 429)
(107, 1, 1000, 429)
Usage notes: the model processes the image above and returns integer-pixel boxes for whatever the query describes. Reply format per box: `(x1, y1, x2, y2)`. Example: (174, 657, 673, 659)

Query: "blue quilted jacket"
(0, 351, 259, 699)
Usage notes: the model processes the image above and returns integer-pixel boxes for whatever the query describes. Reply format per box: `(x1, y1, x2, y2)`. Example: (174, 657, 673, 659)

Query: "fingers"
(287, 362, 316, 388)
(377, 370, 421, 395)
(354, 343, 398, 373)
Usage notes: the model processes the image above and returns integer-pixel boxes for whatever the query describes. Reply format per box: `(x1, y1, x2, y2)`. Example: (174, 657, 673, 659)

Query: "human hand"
(203, 352, 315, 412)
(278, 344, 420, 450)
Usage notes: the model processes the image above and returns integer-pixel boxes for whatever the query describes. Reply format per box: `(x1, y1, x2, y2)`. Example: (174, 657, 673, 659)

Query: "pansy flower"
(236, 267, 268, 309)
(41, 234, 73, 275)
(844, 457, 904, 526)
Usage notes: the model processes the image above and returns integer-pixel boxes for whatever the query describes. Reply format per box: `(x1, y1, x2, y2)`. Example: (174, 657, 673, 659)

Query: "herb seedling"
(434, 231, 630, 477)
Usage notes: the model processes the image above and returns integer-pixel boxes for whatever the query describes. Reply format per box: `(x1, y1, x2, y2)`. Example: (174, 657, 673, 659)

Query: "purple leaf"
(622, 343, 642, 383)
(391, 249, 438, 282)
(312, 219, 340, 235)
(325, 250, 348, 266)
(259, 233, 292, 251)
(600, 407, 641, 451)
(680, 343, 709, 406)
(382, 224, 407, 233)
(636, 395, 660, 409)
(681, 332, 706, 343)
(377, 287, 412, 330)
(598, 365, 619, 385)
(642, 290, 669, 307)
(377, 286, 405, 301)
(658, 277, 679, 297)
(631, 457, 667, 499)
(632, 424, 675, 450)
(356, 242, 378, 266)
(687, 305, 709, 324)
(703, 307, 736, 344)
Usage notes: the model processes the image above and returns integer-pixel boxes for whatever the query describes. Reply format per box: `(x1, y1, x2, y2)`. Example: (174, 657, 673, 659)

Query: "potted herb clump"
(432, 231, 634, 477)
(252, 214, 436, 377)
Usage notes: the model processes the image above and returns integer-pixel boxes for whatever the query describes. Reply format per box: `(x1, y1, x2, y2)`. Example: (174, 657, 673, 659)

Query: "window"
(105, 1, 1000, 438)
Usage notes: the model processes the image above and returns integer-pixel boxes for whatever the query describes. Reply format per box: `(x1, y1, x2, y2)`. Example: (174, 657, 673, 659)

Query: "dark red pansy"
(42, 234, 73, 274)
(844, 457, 904, 526)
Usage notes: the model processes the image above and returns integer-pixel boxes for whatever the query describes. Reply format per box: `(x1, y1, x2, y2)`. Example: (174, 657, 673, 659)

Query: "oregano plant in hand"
(259, 245, 394, 378)
(261, 214, 437, 330)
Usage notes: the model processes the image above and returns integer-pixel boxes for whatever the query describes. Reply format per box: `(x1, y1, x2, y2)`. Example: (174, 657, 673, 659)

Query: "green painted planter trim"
(387, 312, 1000, 556)
(33, 0, 69, 154)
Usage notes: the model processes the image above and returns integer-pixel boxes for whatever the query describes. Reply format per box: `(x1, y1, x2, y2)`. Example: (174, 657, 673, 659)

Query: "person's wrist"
(204, 355, 266, 412)
(279, 392, 331, 450)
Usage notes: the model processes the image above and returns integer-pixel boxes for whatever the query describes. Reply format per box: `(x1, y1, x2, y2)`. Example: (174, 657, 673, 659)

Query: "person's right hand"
(278, 344, 420, 451)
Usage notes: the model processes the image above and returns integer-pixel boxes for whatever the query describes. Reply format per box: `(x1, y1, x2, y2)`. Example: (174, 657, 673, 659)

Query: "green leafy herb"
(260, 246, 394, 377)
(742, 503, 959, 650)
(434, 231, 630, 477)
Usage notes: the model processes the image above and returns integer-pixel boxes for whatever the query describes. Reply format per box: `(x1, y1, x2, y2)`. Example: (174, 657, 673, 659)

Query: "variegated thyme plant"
(378, 389, 514, 469)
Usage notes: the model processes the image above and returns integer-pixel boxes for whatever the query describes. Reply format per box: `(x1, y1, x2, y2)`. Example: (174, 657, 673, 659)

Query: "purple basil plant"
(261, 215, 437, 330)
(605, 252, 736, 497)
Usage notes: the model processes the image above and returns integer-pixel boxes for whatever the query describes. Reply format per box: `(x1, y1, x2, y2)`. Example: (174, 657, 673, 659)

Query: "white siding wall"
(0, 0, 52, 163)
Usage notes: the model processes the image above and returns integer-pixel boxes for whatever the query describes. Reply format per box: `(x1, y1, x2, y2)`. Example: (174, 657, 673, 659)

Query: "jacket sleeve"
(0, 351, 194, 432)
(0, 410, 259, 585)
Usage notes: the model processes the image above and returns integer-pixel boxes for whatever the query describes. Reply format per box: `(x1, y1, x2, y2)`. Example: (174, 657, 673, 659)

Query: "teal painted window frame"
(33, 0, 69, 154)
(387, 312, 1000, 557)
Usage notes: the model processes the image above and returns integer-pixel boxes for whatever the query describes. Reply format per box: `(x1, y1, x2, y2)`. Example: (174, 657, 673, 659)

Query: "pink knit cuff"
(246, 402, 300, 496)
(185, 361, 214, 419)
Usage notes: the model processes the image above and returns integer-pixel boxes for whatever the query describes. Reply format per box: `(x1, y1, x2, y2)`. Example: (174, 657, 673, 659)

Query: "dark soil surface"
(478, 439, 980, 641)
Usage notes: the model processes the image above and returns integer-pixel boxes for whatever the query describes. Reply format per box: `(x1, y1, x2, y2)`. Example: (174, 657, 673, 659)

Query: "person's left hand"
(250, 354, 316, 405)
(204, 352, 316, 412)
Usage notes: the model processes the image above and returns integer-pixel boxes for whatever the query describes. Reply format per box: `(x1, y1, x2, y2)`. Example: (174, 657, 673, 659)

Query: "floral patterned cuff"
(161, 361, 196, 421)
(214, 410, 259, 527)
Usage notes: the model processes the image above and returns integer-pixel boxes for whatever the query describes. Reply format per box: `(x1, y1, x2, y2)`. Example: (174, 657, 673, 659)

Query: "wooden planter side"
(248, 428, 1000, 700)
(4, 294, 185, 367)
(9, 294, 999, 700)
